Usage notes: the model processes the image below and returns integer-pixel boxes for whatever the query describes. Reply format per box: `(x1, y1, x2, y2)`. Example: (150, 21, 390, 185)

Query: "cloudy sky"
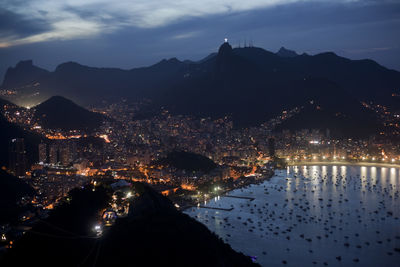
(0, 0, 399, 80)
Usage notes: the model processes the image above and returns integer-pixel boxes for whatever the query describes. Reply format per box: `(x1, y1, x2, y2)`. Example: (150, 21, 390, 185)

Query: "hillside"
(0, 113, 41, 168)
(2, 183, 256, 266)
(0, 169, 35, 224)
(2, 42, 400, 134)
(274, 78, 381, 138)
(155, 151, 218, 173)
(33, 96, 105, 131)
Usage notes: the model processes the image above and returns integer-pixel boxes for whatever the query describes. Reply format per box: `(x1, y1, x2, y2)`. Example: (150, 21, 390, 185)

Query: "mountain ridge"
(2, 42, 399, 135)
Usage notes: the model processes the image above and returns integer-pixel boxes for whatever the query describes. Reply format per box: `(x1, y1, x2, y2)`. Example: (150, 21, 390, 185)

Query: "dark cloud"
(0, 8, 51, 38)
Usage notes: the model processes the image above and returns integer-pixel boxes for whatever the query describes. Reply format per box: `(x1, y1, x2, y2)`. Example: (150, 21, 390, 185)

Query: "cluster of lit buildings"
(2, 99, 400, 213)
(273, 130, 400, 164)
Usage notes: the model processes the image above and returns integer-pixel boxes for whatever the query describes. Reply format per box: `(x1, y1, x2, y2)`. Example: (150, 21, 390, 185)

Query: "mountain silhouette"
(2, 60, 49, 88)
(33, 96, 105, 131)
(276, 47, 298, 58)
(2, 42, 399, 136)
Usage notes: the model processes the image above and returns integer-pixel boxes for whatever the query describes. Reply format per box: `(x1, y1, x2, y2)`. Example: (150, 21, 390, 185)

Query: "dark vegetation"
(154, 151, 218, 173)
(274, 78, 381, 138)
(2, 184, 110, 266)
(0, 170, 34, 224)
(0, 112, 41, 168)
(33, 96, 104, 131)
(2, 182, 256, 266)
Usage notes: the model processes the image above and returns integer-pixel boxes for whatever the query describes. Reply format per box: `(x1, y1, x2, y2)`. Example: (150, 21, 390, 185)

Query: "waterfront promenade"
(288, 161, 400, 168)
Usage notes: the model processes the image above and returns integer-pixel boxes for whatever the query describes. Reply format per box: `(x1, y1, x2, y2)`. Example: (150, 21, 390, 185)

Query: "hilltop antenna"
(244, 39, 247, 48)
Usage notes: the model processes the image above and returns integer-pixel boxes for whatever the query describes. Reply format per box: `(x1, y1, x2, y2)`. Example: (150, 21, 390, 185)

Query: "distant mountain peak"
(42, 95, 74, 105)
(216, 42, 234, 71)
(54, 61, 85, 72)
(276, 47, 298, 58)
(34, 95, 104, 131)
(154, 57, 183, 68)
(167, 57, 180, 63)
(16, 60, 34, 67)
(2, 60, 49, 89)
(315, 51, 340, 58)
(218, 41, 233, 56)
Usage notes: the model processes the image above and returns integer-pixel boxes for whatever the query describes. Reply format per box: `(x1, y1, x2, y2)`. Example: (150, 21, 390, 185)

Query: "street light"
(93, 224, 102, 236)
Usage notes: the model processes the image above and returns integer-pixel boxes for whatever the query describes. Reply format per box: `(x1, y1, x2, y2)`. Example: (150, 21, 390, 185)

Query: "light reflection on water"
(185, 165, 400, 267)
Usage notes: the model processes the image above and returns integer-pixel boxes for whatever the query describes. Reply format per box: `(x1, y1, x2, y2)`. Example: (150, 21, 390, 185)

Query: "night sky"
(1, 0, 399, 81)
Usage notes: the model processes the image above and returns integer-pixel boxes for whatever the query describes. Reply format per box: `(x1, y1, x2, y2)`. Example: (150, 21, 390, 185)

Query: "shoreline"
(181, 162, 400, 211)
(288, 161, 400, 168)
(180, 170, 275, 211)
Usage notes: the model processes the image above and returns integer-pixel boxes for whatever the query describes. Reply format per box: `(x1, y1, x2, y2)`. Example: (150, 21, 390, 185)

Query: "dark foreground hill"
(0, 170, 34, 224)
(33, 96, 105, 131)
(0, 112, 41, 168)
(2, 183, 256, 266)
(154, 151, 218, 173)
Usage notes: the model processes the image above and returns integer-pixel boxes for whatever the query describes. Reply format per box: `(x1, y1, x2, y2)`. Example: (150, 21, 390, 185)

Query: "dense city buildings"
(1, 97, 399, 214)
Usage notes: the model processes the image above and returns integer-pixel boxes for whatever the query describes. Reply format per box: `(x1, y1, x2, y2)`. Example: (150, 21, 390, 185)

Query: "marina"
(185, 165, 400, 266)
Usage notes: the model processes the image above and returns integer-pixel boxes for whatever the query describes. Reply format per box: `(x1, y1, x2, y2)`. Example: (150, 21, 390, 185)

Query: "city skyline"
(1, 1, 399, 266)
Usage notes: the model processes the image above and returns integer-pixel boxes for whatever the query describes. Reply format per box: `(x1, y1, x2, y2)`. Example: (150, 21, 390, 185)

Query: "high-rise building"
(49, 143, 59, 164)
(38, 143, 47, 163)
(70, 141, 77, 162)
(9, 138, 26, 177)
(60, 145, 70, 166)
(268, 138, 275, 158)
